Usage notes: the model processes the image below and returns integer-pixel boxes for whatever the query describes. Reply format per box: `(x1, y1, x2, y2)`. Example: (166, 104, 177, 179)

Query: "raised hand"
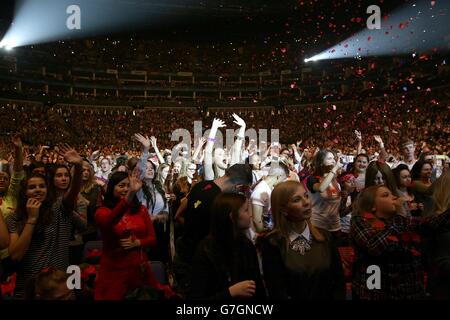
(296, 140, 303, 147)
(134, 133, 151, 149)
(91, 150, 100, 161)
(198, 137, 207, 146)
(212, 118, 226, 129)
(57, 144, 82, 165)
(11, 134, 22, 148)
(129, 168, 143, 193)
(374, 135, 384, 146)
(150, 136, 158, 148)
(26, 198, 41, 223)
(354, 130, 362, 141)
(232, 113, 246, 127)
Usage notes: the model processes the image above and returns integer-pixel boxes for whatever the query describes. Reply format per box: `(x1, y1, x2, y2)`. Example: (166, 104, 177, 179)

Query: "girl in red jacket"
(95, 170, 171, 300)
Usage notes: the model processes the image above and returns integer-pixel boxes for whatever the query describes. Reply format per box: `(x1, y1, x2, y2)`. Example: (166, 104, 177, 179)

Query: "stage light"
(303, 0, 450, 62)
(0, 0, 175, 49)
(0, 38, 16, 50)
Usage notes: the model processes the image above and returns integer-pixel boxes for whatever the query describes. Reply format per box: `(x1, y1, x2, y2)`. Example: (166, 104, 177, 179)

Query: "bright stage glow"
(0, 0, 190, 48)
(0, 38, 17, 50)
(304, 0, 450, 62)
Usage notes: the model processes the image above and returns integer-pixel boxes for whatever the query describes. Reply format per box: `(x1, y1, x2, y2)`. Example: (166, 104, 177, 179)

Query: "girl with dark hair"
(5, 144, 83, 298)
(28, 161, 46, 177)
(259, 180, 345, 300)
(95, 170, 172, 300)
(135, 134, 170, 263)
(365, 161, 399, 197)
(353, 153, 369, 192)
(48, 164, 88, 265)
(189, 193, 265, 299)
(350, 185, 450, 299)
(392, 164, 423, 217)
(306, 149, 343, 234)
(410, 160, 434, 216)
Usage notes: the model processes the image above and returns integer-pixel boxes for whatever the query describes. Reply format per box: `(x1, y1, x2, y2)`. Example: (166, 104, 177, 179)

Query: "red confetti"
(372, 220, 386, 230)
(387, 235, 399, 242)
(367, 36, 372, 41)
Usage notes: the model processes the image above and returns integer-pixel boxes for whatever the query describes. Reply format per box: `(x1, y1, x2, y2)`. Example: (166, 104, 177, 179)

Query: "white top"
(288, 223, 311, 243)
(136, 187, 168, 216)
(252, 170, 265, 184)
(354, 173, 366, 192)
(250, 180, 273, 230)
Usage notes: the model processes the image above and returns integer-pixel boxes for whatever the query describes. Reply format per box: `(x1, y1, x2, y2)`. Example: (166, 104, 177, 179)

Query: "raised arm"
(96, 169, 143, 227)
(150, 136, 165, 165)
(291, 143, 303, 165)
(374, 135, 388, 162)
(11, 134, 24, 173)
(313, 161, 343, 193)
(230, 114, 246, 166)
(192, 137, 206, 164)
(204, 118, 226, 181)
(134, 133, 150, 180)
(58, 144, 83, 213)
(355, 130, 362, 155)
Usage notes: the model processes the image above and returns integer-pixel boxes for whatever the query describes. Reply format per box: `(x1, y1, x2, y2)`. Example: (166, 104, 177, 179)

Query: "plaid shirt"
(350, 211, 450, 300)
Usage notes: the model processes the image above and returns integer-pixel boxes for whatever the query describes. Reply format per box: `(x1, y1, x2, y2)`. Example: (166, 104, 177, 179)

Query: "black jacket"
(189, 236, 266, 300)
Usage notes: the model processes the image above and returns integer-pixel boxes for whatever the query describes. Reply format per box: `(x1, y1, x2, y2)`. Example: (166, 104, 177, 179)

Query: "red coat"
(94, 198, 160, 300)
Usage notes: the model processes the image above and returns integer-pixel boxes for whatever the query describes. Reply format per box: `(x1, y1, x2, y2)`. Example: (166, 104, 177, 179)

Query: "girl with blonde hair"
(258, 180, 345, 300)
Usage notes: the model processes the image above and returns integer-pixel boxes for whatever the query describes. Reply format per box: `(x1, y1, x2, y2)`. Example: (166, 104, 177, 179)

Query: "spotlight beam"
(304, 0, 450, 62)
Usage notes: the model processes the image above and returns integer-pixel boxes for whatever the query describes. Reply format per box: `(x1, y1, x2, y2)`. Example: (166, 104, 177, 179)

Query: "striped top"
(6, 197, 81, 298)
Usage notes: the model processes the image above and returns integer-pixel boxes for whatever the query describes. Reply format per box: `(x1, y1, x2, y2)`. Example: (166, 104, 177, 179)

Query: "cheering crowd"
(0, 92, 449, 300)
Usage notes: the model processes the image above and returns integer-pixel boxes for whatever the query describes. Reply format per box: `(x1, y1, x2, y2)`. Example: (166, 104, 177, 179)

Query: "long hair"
(432, 171, 450, 215)
(142, 161, 167, 211)
(365, 161, 399, 197)
(312, 149, 335, 177)
(353, 185, 383, 216)
(411, 160, 433, 181)
(173, 176, 191, 196)
(156, 163, 170, 189)
(16, 173, 54, 234)
(47, 164, 72, 200)
(81, 159, 97, 194)
(392, 164, 411, 190)
(209, 193, 247, 255)
(103, 171, 140, 213)
(270, 180, 325, 243)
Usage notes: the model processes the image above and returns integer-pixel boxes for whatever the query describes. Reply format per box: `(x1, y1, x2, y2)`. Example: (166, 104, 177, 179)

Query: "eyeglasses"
(0, 176, 9, 182)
